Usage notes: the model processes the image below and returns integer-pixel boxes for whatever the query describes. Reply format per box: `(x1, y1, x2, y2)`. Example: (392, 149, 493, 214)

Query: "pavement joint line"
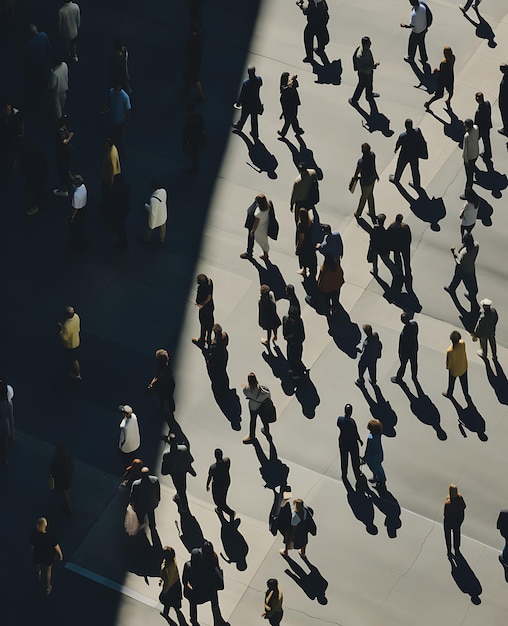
(65, 562, 159, 608)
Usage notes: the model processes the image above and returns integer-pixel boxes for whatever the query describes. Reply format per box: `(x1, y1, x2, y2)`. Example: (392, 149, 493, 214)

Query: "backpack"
(416, 128, 428, 160)
(352, 46, 360, 71)
(373, 334, 383, 359)
(421, 2, 433, 28)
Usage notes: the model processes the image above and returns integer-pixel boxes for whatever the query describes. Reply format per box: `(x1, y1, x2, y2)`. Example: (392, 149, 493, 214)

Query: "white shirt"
(7, 385, 14, 404)
(463, 125, 479, 162)
(460, 201, 478, 227)
(410, 3, 428, 34)
(119, 414, 140, 453)
(58, 2, 81, 40)
(146, 188, 167, 229)
(48, 62, 69, 93)
(72, 183, 87, 209)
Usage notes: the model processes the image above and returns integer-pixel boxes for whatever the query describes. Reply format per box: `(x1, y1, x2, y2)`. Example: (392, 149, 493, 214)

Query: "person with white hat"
(473, 298, 498, 359)
(118, 404, 140, 454)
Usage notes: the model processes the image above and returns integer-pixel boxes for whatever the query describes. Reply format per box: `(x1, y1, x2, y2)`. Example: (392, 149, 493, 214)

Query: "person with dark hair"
(278, 72, 303, 138)
(285, 284, 301, 316)
(316, 255, 344, 315)
(69, 174, 88, 248)
(251, 193, 271, 261)
(233, 66, 263, 140)
(442, 330, 470, 401)
(391, 312, 419, 385)
(107, 38, 131, 94)
(48, 57, 69, 120)
(362, 418, 385, 489)
(207, 448, 235, 520)
(295, 208, 317, 279)
(183, 102, 206, 175)
(183, 22, 204, 102)
(387, 214, 412, 286)
(258, 284, 281, 349)
(162, 436, 196, 513)
(100, 137, 121, 207)
(355, 324, 382, 387)
(158, 546, 184, 621)
(147, 349, 176, 422)
(317, 224, 343, 262)
(0, 382, 14, 465)
(143, 180, 167, 243)
(242, 372, 272, 444)
(389, 119, 426, 189)
(401, 0, 431, 66)
(109, 82, 131, 148)
(474, 91, 492, 160)
(443, 484, 466, 558)
(25, 24, 52, 95)
(58, 305, 81, 380)
(130, 466, 161, 536)
(109, 173, 130, 248)
(121, 458, 143, 489)
(459, 188, 479, 236)
(337, 404, 363, 482)
(283, 305, 306, 378)
(461, 118, 479, 198)
(358, 213, 400, 279)
(351, 143, 379, 221)
(192, 274, 214, 347)
(206, 324, 230, 393)
(349, 36, 379, 110)
(280, 498, 315, 557)
(53, 116, 74, 198)
(58, 0, 80, 63)
(444, 232, 479, 303)
(290, 162, 319, 223)
(49, 443, 73, 515)
(0, 102, 24, 173)
(29, 517, 63, 595)
(262, 578, 283, 625)
(424, 46, 455, 111)
(297, 0, 330, 64)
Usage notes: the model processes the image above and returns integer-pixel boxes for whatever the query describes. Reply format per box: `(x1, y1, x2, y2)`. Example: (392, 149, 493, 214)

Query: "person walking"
(358, 214, 400, 279)
(497, 510, 508, 568)
(278, 72, 303, 138)
(0, 382, 14, 465)
(162, 436, 196, 513)
(182, 102, 206, 175)
(233, 66, 263, 140)
(424, 46, 455, 110)
(69, 174, 87, 248)
(147, 349, 176, 423)
(192, 274, 214, 347)
(474, 92, 492, 161)
(391, 312, 419, 385)
(472, 298, 498, 359)
(459, 188, 479, 236)
(459, 0, 482, 13)
(109, 82, 131, 149)
(158, 546, 184, 622)
(337, 404, 363, 482)
(351, 143, 379, 221)
(207, 448, 236, 520)
(498, 64, 508, 136)
(58, 0, 80, 63)
(49, 443, 73, 515)
(100, 137, 121, 208)
(282, 305, 306, 378)
(206, 324, 230, 393)
(295, 208, 317, 278)
(362, 419, 386, 489)
(183, 21, 204, 102)
(251, 193, 271, 260)
(107, 38, 131, 97)
(442, 330, 470, 401)
(262, 578, 284, 626)
(143, 180, 167, 244)
(444, 232, 479, 303)
(349, 36, 379, 110)
(58, 305, 81, 380)
(240, 197, 257, 259)
(30, 517, 63, 595)
(53, 115, 74, 197)
(258, 284, 281, 349)
(461, 118, 479, 197)
(279, 498, 316, 557)
(242, 372, 273, 444)
(290, 162, 319, 222)
(130, 466, 161, 537)
(297, 0, 330, 64)
(401, 0, 431, 66)
(355, 324, 382, 387)
(389, 119, 426, 189)
(317, 224, 343, 263)
(118, 404, 140, 455)
(48, 57, 69, 120)
(387, 214, 412, 287)
(443, 484, 466, 558)
(316, 256, 344, 315)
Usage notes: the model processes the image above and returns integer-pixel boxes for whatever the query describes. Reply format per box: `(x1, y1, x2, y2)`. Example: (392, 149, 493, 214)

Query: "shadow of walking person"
(277, 136, 323, 179)
(352, 102, 393, 137)
(426, 108, 464, 145)
(461, 7, 497, 48)
(449, 396, 488, 441)
(410, 60, 438, 94)
(294, 371, 320, 419)
(262, 344, 299, 396)
(252, 438, 290, 490)
(484, 359, 508, 404)
(282, 554, 328, 604)
(248, 257, 287, 300)
(215, 509, 249, 572)
(397, 380, 447, 440)
(474, 164, 508, 199)
(125, 532, 164, 581)
(371, 272, 422, 313)
(232, 130, 278, 178)
(175, 510, 205, 553)
(370, 487, 402, 538)
(327, 304, 362, 358)
(343, 474, 378, 535)
(396, 183, 446, 231)
(313, 58, 343, 85)
(450, 552, 483, 604)
(477, 194, 494, 227)
(357, 384, 398, 437)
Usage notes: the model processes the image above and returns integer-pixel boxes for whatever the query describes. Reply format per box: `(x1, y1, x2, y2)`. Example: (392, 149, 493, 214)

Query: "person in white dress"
(251, 193, 271, 260)
(119, 405, 140, 454)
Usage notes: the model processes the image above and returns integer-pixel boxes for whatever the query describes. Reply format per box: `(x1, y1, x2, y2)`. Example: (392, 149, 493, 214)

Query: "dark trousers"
(479, 128, 492, 159)
(249, 409, 269, 439)
(396, 352, 418, 381)
(464, 157, 477, 190)
(56, 152, 72, 191)
(444, 521, 462, 554)
(352, 72, 374, 105)
(408, 30, 428, 63)
(393, 250, 412, 283)
(280, 114, 301, 136)
(70, 208, 87, 247)
(394, 156, 420, 188)
(339, 442, 362, 479)
(268, 610, 283, 626)
(237, 109, 259, 138)
(448, 266, 478, 298)
(26, 177, 45, 211)
(246, 229, 254, 256)
(446, 371, 469, 398)
(171, 472, 189, 511)
(358, 357, 377, 384)
(287, 341, 304, 375)
(303, 23, 318, 59)
(212, 484, 234, 517)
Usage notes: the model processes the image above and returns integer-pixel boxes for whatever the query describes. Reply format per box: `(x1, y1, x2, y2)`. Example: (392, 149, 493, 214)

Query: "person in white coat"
(143, 180, 167, 243)
(58, 0, 81, 62)
(119, 405, 140, 454)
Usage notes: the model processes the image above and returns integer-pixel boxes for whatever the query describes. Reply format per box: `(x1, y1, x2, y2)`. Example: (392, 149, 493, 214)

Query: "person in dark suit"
(192, 274, 214, 347)
(387, 214, 412, 288)
(337, 404, 363, 482)
(296, 0, 330, 65)
(206, 448, 235, 521)
(130, 467, 161, 533)
(391, 312, 419, 385)
(282, 306, 306, 379)
(389, 119, 425, 190)
(474, 92, 492, 161)
(233, 66, 263, 140)
(355, 324, 382, 387)
(240, 198, 257, 259)
(161, 436, 196, 513)
(443, 484, 466, 558)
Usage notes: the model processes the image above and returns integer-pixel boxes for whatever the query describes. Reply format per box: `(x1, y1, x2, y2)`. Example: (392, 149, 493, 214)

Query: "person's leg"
(280, 116, 290, 136)
(235, 107, 248, 131)
(410, 158, 421, 189)
(350, 446, 362, 479)
(365, 73, 375, 107)
(214, 486, 234, 517)
(62, 488, 72, 515)
(379, 253, 400, 277)
(357, 358, 367, 383)
(339, 445, 349, 478)
(250, 113, 259, 139)
(143, 225, 153, 242)
(248, 409, 257, 439)
(453, 524, 461, 553)
(444, 523, 452, 555)
(446, 266, 462, 293)
(290, 115, 302, 134)
(159, 222, 166, 243)
(189, 600, 198, 625)
(446, 372, 456, 397)
(366, 184, 376, 220)
(479, 336, 487, 357)
(367, 360, 377, 385)
(461, 0, 474, 11)
(393, 155, 406, 183)
(481, 129, 492, 159)
(465, 158, 476, 190)
(459, 371, 469, 399)
(395, 354, 408, 381)
(409, 353, 418, 380)
(45, 565, 53, 592)
(489, 335, 497, 359)
(303, 24, 314, 61)
(417, 31, 428, 64)
(351, 74, 365, 103)
(407, 32, 417, 60)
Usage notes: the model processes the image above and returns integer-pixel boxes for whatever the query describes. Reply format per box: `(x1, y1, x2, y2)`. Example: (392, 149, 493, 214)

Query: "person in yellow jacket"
(262, 578, 283, 625)
(442, 330, 469, 402)
(58, 305, 81, 380)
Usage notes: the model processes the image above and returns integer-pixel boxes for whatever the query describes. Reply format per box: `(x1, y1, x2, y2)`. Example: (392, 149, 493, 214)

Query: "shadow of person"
(282, 554, 328, 604)
(462, 7, 497, 47)
(477, 195, 493, 227)
(210, 383, 242, 431)
(343, 475, 378, 535)
(474, 165, 508, 199)
(357, 384, 397, 437)
(262, 344, 299, 396)
(354, 103, 394, 137)
(397, 381, 447, 440)
(215, 509, 249, 571)
(396, 184, 446, 231)
(371, 272, 422, 313)
(232, 130, 278, 178)
(326, 303, 362, 358)
(450, 552, 483, 604)
(449, 396, 488, 441)
(294, 371, 320, 419)
(174, 510, 205, 553)
(484, 359, 508, 404)
(313, 58, 342, 86)
(252, 438, 290, 490)
(248, 257, 287, 300)
(410, 59, 438, 93)
(125, 532, 164, 580)
(370, 487, 402, 538)
(427, 108, 464, 145)
(277, 136, 323, 179)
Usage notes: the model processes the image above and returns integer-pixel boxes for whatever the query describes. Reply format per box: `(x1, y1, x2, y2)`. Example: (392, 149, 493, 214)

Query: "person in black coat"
(183, 102, 205, 175)
(233, 66, 263, 140)
(207, 448, 235, 520)
(474, 91, 492, 161)
(192, 274, 214, 347)
(282, 306, 306, 378)
(498, 64, 508, 136)
(389, 119, 425, 190)
(147, 348, 176, 426)
(391, 312, 419, 385)
(161, 435, 196, 513)
(258, 284, 281, 349)
(355, 324, 382, 387)
(278, 72, 304, 138)
(297, 0, 330, 65)
(130, 467, 161, 532)
(497, 510, 508, 569)
(337, 404, 363, 482)
(387, 214, 412, 288)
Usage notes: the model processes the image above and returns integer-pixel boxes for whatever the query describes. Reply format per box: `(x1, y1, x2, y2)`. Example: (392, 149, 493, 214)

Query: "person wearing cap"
(58, 306, 81, 380)
(349, 36, 379, 110)
(70, 174, 87, 248)
(118, 405, 140, 454)
(233, 66, 263, 141)
(472, 298, 498, 359)
(337, 404, 363, 482)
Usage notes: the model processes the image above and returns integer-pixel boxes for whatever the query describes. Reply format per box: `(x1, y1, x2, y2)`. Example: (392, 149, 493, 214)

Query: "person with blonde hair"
(425, 46, 455, 110)
(29, 517, 63, 595)
(443, 484, 466, 557)
(280, 497, 316, 557)
(442, 330, 470, 402)
(158, 546, 184, 621)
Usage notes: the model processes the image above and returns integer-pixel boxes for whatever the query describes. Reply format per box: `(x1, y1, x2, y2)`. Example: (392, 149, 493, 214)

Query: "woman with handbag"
(242, 372, 273, 444)
(158, 546, 184, 621)
(280, 498, 315, 557)
(258, 284, 281, 348)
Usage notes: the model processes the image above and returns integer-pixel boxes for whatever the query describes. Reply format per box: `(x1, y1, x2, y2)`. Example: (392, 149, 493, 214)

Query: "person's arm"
(119, 424, 125, 448)
(76, 5, 81, 30)
(295, 231, 304, 254)
(352, 162, 361, 180)
(196, 293, 211, 309)
(55, 543, 63, 561)
(251, 216, 260, 236)
(63, 131, 74, 144)
(70, 207, 78, 222)
(206, 467, 212, 491)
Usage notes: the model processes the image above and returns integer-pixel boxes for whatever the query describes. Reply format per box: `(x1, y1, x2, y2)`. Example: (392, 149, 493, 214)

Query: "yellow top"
(60, 313, 80, 349)
(446, 340, 467, 377)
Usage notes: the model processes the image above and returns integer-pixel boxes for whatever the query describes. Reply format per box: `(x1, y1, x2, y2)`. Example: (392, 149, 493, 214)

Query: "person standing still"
(242, 372, 272, 444)
(391, 312, 419, 385)
(69, 174, 87, 248)
(233, 66, 263, 141)
(143, 180, 167, 244)
(401, 0, 431, 66)
(355, 324, 382, 387)
(192, 274, 214, 347)
(349, 36, 379, 110)
(351, 143, 379, 221)
(442, 330, 470, 402)
(58, 0, 80, 63)
(337, 404, 363, 482)
(472, 298, 498, 359)
(461, 118, 479, 198)
(59, 305, 81, 380)
(474, 92, 492, 161)
(443, 484, 466, 558)
(262, 578, 284, 626)
(118, 404, 141, 456)
(30, 517, 63, 595)
(207, 448, 236, 520)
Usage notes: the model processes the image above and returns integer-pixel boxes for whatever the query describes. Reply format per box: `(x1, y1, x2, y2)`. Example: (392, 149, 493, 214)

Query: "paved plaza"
(2, 0, 508, 625)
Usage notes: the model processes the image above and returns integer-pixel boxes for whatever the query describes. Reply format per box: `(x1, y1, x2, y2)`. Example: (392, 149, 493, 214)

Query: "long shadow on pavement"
(396, 380, 448, 440)
(216, 509, 249, 572)
(282, 554, 329, 604)
(449, 552, 483, 604)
